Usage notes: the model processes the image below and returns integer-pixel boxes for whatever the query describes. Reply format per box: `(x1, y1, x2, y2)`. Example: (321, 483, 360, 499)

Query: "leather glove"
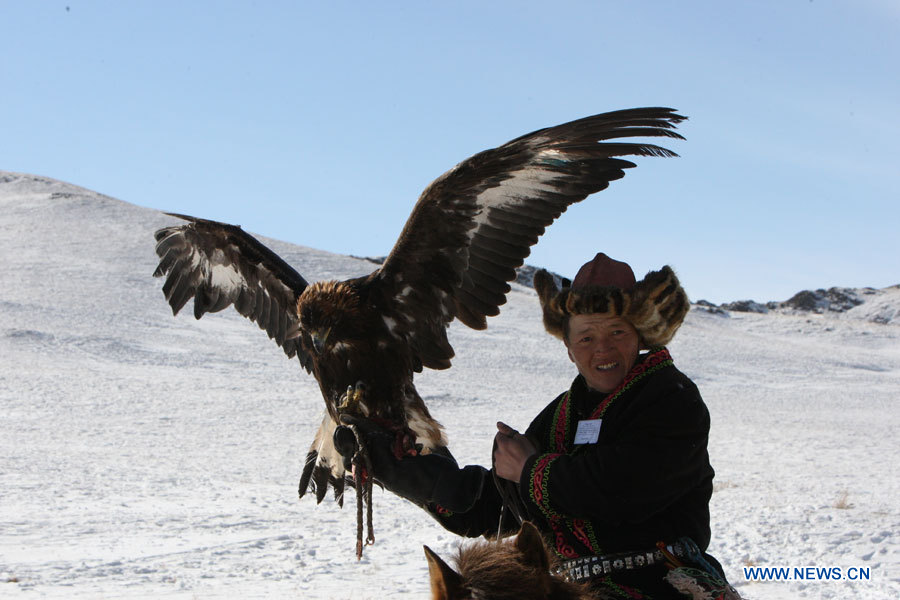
(334, 414, 486, 512)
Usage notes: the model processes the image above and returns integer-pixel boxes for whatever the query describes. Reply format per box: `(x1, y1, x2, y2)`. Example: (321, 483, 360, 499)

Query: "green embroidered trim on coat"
(528, 452, 563, 522)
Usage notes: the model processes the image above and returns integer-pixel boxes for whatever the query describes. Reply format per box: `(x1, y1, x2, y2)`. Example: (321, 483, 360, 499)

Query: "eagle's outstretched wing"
(153, 213, 313, 371)
(375, 107, 685, 370)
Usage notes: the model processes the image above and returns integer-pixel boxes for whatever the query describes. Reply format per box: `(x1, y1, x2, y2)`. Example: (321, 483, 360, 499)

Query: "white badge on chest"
(573, 419, 602, 444)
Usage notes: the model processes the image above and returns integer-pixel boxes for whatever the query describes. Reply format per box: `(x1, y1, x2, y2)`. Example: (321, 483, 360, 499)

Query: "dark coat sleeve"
(424, 473, 516, 538)
(423, 394, 565, 538)
(518, 372, 711, 528)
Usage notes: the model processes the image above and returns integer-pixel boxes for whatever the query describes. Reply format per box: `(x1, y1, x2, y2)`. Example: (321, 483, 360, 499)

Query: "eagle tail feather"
(297, 449, 318, 500)
(298, 413, 349, 506)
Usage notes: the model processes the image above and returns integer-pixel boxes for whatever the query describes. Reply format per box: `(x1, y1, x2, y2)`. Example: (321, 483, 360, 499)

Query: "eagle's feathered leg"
(341, 383, 425, 460)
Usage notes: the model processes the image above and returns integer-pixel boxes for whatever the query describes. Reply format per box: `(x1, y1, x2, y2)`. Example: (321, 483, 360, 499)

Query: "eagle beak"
(311, 329, 329, 355)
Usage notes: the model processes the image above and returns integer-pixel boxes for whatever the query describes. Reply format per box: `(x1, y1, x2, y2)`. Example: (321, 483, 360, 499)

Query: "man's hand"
(493, 421, 536, 483)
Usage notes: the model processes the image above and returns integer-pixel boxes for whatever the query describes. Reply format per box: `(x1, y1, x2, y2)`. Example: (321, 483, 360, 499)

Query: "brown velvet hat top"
(571, 253, 636, 291)
(533, 252, 689, 347)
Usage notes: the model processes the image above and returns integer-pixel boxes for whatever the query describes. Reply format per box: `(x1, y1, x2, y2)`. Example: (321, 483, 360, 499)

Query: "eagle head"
(296, 280, 365, 355)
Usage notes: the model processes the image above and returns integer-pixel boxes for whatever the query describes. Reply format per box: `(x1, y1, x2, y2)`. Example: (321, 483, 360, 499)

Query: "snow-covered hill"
(703, 285, 900, 325)
(1, 172, 898, 599)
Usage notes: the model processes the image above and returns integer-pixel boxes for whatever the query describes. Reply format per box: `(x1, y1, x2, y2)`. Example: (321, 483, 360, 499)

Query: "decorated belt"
(558, 542, 687, 582)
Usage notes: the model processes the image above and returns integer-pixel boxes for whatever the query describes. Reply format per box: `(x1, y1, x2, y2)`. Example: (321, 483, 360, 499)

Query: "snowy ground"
(1, 172, 897, 599)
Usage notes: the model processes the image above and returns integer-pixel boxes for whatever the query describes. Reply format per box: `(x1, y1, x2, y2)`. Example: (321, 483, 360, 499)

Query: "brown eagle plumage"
(152, 107, 685, 511)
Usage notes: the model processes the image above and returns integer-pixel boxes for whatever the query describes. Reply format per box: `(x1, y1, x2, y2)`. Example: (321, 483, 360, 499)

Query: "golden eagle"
(152, 107, 684, 550)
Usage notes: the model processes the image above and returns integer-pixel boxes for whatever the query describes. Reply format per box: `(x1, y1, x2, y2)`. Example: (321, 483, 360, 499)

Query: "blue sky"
(3, 1, 898, 304)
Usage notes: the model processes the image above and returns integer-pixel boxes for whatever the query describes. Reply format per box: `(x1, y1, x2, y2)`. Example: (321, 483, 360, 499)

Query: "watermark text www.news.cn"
(743, 566, 871, 581)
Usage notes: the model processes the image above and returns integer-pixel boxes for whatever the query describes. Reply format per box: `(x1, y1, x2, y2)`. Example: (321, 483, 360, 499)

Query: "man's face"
(565, 314, 641, 393)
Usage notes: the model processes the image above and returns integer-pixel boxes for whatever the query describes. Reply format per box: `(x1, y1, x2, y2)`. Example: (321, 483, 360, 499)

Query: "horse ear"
(424, 545, 463, 600)
(515, 521, 550, 572)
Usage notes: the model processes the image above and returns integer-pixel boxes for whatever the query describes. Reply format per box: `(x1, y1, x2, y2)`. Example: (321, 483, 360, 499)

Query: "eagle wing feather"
(376, 107, 685, 369)
(152, 213, 313, 371)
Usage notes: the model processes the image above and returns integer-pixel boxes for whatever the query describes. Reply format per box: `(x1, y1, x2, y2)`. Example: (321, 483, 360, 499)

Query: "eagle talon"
(338, 381, 368, 415)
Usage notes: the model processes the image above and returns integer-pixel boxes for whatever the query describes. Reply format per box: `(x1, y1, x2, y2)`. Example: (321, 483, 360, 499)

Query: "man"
(338, 253, 731, 599)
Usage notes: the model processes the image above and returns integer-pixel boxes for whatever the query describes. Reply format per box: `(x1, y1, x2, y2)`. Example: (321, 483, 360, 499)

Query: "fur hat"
(534, 253, 689, 347)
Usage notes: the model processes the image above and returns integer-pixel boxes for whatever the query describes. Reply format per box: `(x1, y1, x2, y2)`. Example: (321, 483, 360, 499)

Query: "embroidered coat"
(427, 348, 714, 559)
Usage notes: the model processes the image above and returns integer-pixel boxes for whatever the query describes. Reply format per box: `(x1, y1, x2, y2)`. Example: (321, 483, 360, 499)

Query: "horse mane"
(453, 541, 593, 600)
(425, 522, 595, 600)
